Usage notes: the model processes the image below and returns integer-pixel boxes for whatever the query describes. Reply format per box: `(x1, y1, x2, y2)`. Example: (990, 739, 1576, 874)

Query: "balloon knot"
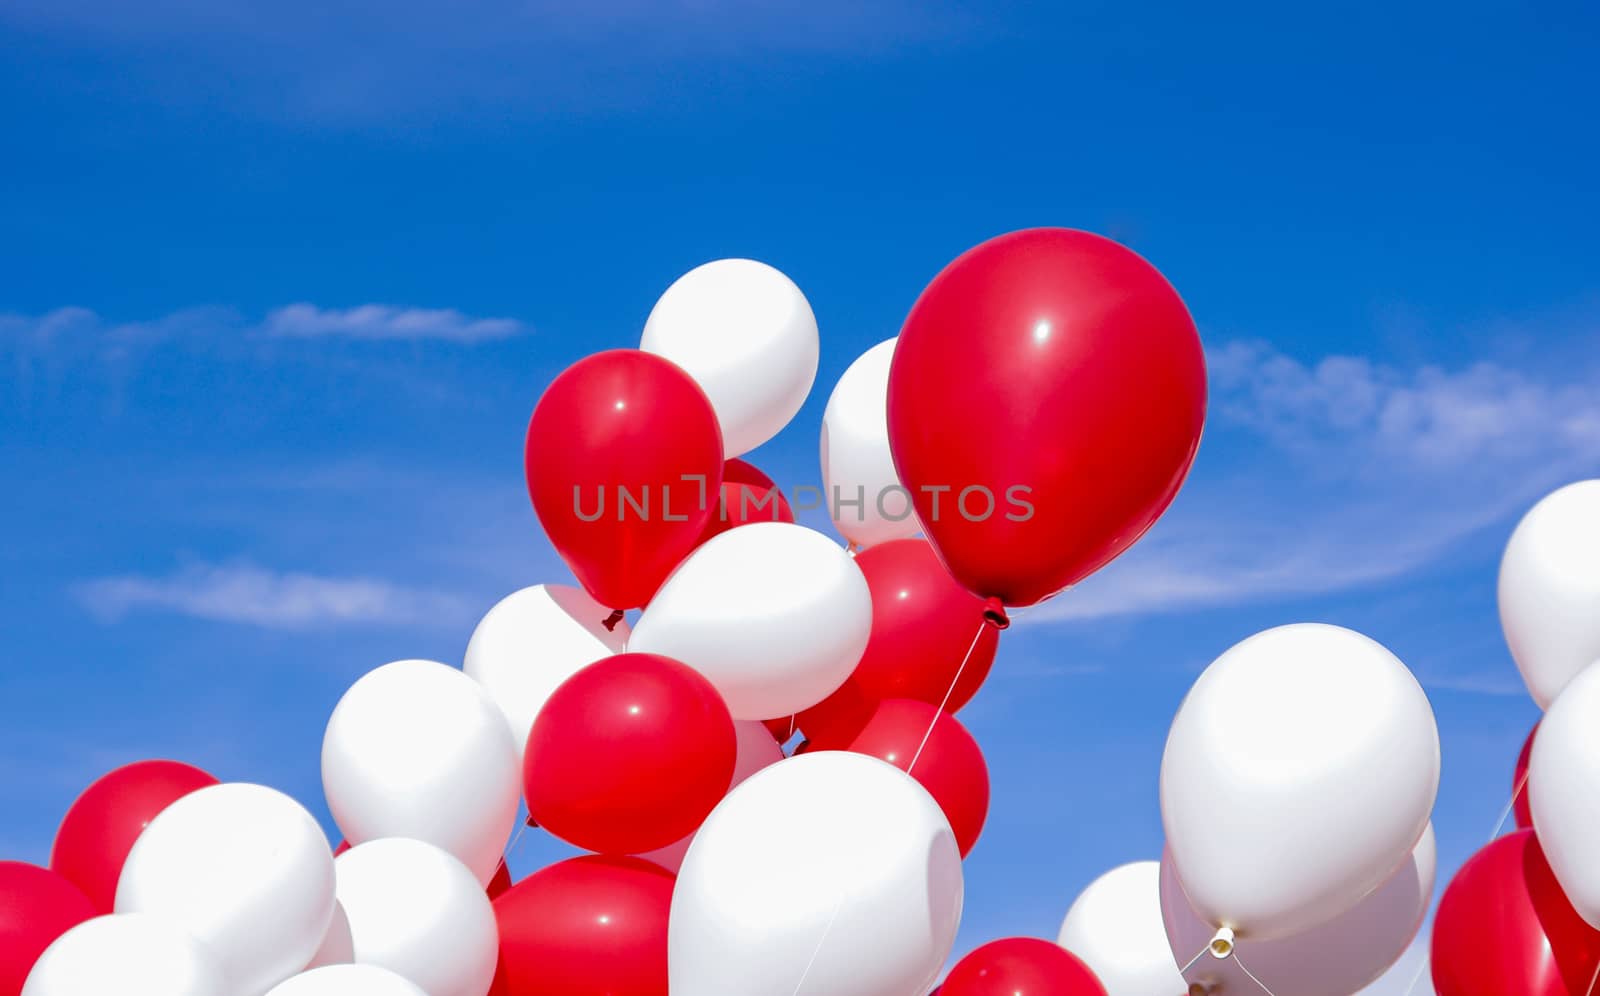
(982, 597, 1011, 630)
(602, 609, 625, 632)
(525, 813, 540, 828)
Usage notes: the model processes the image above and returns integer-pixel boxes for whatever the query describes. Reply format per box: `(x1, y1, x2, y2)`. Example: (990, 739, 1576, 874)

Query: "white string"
(1234, 953, 1280, 996)
(1585, 956, 1600, 996)
(1177, 942, 1212, 975)
(1397, 769, 1531, 996)
(907, 621, 987, 774)
(790, 892, 846, 996)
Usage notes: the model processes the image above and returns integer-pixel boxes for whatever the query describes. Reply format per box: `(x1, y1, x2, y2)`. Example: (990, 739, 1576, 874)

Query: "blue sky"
(3, 1, 1598, 990)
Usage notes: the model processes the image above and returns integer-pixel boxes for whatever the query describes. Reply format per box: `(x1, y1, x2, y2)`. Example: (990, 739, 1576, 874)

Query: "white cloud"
(77, 562, 472, 628)
(1025, 340, 1600, 625)
(262, 303, 523, 342)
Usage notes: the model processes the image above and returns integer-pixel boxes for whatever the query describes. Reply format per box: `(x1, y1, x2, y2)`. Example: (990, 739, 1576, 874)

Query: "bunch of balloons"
(4, 228, 1220, 995)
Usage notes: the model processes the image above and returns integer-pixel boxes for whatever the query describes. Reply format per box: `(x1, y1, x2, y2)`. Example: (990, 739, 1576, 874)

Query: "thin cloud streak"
(77, 562, 473, 629)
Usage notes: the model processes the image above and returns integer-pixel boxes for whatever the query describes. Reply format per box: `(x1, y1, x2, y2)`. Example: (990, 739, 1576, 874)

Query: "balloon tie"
(981, 596, 1010, 630)
(907, 618, 990, 775)
(602, 609, 625, 632)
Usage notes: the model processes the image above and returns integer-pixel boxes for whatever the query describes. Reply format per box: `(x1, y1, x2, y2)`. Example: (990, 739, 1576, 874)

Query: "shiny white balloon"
(115, 783, 335, 996)
(1531, 660, 1600, 928)
(636, 719, 786, 872)
(820, 337, 919, 549)
(322, 660, 520, 885)
(630, 522, 872, 719)
(641, 258, 819, 457)
(1160, 624, 1438, 939)
(1057, 862, 1186, 994)
(1162, 825, 1436, 996)
(265, 965, 428, 996)
(463, 584, 629, 767)
(1499, 479, 1600, 708)
(670, 751, 963, 996)
(23, 914, 226, 996)
(334, 839, 497, 996)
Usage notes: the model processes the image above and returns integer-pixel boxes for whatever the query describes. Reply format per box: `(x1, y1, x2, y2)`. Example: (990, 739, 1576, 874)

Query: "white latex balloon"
(1162, 825, 1436, 996)
(630, 522, 872, 719)
(1499, 480, 1600, 709)
(23, 914, 226, 996)
(1531, 660, 1600, 928)
(820, 337, 919, 549)
(636, 719, 786, 872)
(322, 660, 520, 886)
(463, 584, 629, 767)
(1056, 862, 1186, 995)
(1160, 624, 1438, 939)
(304, 901, 353, 968)
(641, 258, 819, 457)
(334, 839, 497, 996)
(115, 783, 335, 996)
(671, 751, 963, 996)
(266, 965, 428, 996)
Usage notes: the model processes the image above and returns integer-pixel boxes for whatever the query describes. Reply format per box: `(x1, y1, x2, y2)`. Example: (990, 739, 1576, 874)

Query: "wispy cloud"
(1, 303, 526, 350)
(1027, 339, 1600, 624)
(262, 303, 523, 342)
(76, 562, 473, 628)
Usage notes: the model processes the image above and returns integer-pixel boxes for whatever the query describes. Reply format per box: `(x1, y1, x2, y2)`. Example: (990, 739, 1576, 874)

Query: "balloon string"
(1234, 952, 1281, 996)
(1586, 957, 1600, 996)
(907, 619, 987, 775)
(1177, 941, 1211, 975)
(790, 891, 847, 996)
(1397, 770, 1531, 996)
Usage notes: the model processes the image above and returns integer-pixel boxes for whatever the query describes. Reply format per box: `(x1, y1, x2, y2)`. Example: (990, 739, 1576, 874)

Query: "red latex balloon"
(812, 699, 989, 857)
(491, 855, 673, 996)
(942, 937, 1107, 996)
(525, 350, 724, 611)
(699, 458, 794, 546)
(1432, 830, 1600, 996)
(1514, 722, 1538, 830)
(49, 759, 218, 913)
(800, 538, 998, 743)
(888, 228, 1206, 608)
(0, 861, 95, 994)
(524, 653, 736, 854)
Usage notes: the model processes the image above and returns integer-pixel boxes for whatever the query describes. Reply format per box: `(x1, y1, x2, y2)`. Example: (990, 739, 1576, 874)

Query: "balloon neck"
(982, 597, 1011, 630)
(1207, 927, 1235, 960)
(1188, 985, 1213, 996)
(525, 813, 540, 828)
(602, 609, 625, 632)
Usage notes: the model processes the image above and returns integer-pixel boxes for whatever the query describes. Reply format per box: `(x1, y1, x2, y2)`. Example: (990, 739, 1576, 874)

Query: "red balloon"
(812, 699, 989, 857)
(525, 350, 724, 611)
(887, 228, 1206, 608)
(0, 861, 95, 994)
(942, 937, 1107, 996)
(699, 458, 794, 546)
(1514, 722, 1538, 831)
(800, 538, 998, 743)
(524, 653, 736, 854)
(1432, 830, 1600, 995)
(49, 759, 218, 913)
(491, 855, 673, 996)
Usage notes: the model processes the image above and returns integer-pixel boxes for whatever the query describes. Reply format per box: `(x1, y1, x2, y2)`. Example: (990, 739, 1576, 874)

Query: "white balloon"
(1160, 624, 1438, 939)
(1531, 660, 1600, 928)
(1499, 480, 1600, 709)
(463, 584, 629, 767)
(641, 258, 819, 457)
(334, 839, 497, 996)
(115, 783, 335, 996)
(1056, 862, 1186, 995)
(670, 751, 962, 996)
(636, 719, 786, 872)
(630, 522, 871, 719)
(1162, 825, 1436, 996)
(304, 901, 353, 968)
(820, 337, 919, 549)
(322, 660, 520, 886)
(23, 914, 226, 996)
(266, 965, 428, 996)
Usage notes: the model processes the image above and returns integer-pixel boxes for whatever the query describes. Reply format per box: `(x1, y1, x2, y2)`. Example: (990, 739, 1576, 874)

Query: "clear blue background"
(3, 2, 1597, 990)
